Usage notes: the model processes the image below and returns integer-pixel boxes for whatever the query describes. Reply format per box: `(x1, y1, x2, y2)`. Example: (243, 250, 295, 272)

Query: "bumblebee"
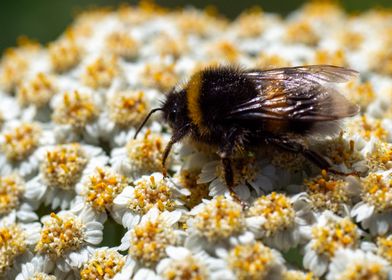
(135, 65, 359, 199)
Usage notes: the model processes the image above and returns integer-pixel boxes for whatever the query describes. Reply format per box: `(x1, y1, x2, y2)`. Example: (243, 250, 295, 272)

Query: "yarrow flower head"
(16, 72, 57, 108)
(0, 213, 41, 278)
(26, 143, 108, 209)
(77, 166, 128, 214)
(156, 246, 229, 280)
(245, 192, 314, 251)
(198, 157, 275, 201)
(216, 234, 285, 280)
(352, 171, 392, 235)
(80, 248, 126, 280)
(186, 196, 246, 252)
(113, 172, 187, 228)
(52, 90, 99, 130)
(303, 211, 361, 276)
(35, 207, 103, 272)
(327, 249, 390, 280)
(304, 170, 356, 215)
(111, 130, 170, 179)
(118, 207, 183, 269)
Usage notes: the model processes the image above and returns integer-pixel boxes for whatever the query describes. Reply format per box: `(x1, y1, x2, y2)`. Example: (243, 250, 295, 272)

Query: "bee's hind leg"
(267, 138, 359, 177)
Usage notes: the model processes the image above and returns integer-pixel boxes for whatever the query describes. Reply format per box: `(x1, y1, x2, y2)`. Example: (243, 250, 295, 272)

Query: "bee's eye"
(168, 110, 177, 123)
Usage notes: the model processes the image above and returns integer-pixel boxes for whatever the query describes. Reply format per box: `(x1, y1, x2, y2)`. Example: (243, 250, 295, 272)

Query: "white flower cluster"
(1, 1, 392, 279)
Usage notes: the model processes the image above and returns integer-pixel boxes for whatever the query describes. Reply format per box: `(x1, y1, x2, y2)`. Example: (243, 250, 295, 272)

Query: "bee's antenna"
(134, 108, 163, 139)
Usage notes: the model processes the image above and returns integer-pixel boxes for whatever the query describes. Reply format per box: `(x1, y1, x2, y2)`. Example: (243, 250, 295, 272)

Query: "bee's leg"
(161, 124, 190, 176)
(267, 138, 359, 177)
(218, 129, 247, 206)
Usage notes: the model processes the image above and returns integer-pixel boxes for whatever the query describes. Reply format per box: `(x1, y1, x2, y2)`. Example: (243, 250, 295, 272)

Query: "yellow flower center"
(305, 170, 350, 214)
(323, 133, 362, 167)
(344, 80, 375, 110)
(347, 116, 388, 141)
(311, 218, 358, 258)
(141, 62, 178, 92)
(163, 255, 208, 280)
(227, 242, 277, 280)
(82, 55, 119, 89)
(85, 167, 127, 212)
(80, 249, 125, 280)
(128, 175, 175, 214)
(367, 141, 392, 171)
(377, 235, 392, 263)
(177, 170, 210, 209)
(31, 273, 57, 280)
(49, 38, 82, 73)
(208, 40, 239, 63)
(108, 90, 148, 127)
(194, 196, 245, 242)
(283, 270, 316, 280)
(0, 224, 26, 276)
(361, 173, 392, 212)
(313, 49, 346, 66)
(235, 8, 264, 38)
(0, 175, 24, 215)
(17, 72, 56, 107)
(285, 21, 319, 46)
(1, 122, 41, 161)
(35, 213, 85, 258)
(105, 31, 139, 59)
(0, 49, 28, 92)
(129, 218, 176, 267)
(52, 90, 98, 128)
(41, 144, 87, 190)
(247, 192, 296, 236)
(338, 263, 387, 280)
(126, 130, 165, 174)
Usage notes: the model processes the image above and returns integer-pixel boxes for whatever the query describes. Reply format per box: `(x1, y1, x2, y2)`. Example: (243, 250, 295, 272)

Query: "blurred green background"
(1, 0, 392, 53)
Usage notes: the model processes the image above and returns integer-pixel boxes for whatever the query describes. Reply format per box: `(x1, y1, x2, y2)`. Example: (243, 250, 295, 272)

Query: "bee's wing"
(228, 65, 359, 121)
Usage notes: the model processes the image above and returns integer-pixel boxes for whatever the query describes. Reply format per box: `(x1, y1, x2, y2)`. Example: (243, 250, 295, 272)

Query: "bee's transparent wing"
(228, 65, 359, 121)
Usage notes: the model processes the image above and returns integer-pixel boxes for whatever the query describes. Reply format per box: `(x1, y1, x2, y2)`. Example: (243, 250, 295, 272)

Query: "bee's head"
(162, 89, 189, 129)
(134, 88, 190, 140)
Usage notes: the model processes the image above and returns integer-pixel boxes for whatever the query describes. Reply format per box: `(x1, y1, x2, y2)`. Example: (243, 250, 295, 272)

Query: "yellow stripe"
(187, 71, 208, 134)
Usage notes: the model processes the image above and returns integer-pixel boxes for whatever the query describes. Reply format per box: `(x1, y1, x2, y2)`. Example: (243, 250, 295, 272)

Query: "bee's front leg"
(218, 128, 247, 206)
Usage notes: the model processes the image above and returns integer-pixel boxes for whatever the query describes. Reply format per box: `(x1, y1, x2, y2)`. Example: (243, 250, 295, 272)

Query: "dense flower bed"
(1, 1, 392, 279)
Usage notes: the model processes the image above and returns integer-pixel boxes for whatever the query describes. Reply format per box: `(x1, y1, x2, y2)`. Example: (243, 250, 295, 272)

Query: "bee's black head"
(162, 89, 189, 129)
(134, 88, 190, 140)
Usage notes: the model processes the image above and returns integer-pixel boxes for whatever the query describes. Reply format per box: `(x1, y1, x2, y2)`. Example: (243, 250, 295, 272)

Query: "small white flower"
(198, 157, 276, 201)
(351, 170, 392, 236)
(0, 121, 54, 178)
(16, 255, 76, 280)
(74, 166, 129, 221)
(216, 233, 285, 280)
(0, 174, 38, 222)
(118, 207, 184, 271)
(327, 249, 391, 280)
(25, 143, 108, 209)
(185, 196, 246, 253)
(245, 192, 314, 251)
(302, 211, 361, 277)
(157, 246, 229, 280)
(80, 247, 132, 280)
(110, 130, 171, 179)
(113, 172, 187, 228)
(0, 212, 41, 279)
(51, 89, 102, 144)
(35, 207, 104, 272)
